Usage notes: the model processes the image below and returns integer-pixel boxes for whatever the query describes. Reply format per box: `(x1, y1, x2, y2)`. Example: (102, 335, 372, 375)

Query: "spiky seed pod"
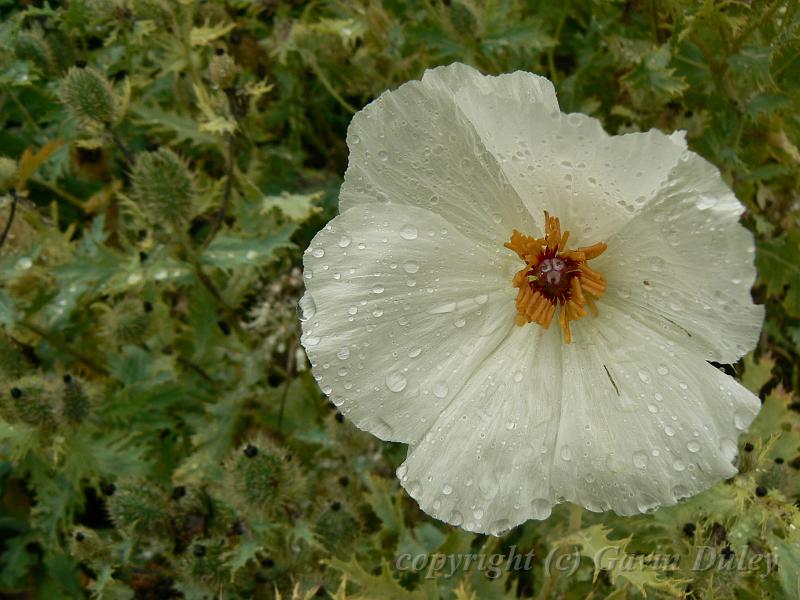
(69, 527, 109, 564)
(106, 479, 170, 537)
(131, 148, 195, 225)
(43, 30, 77, 74)
(0, 333, 29, 378)
(312, 499, 362, 555)
(178, 540, 230, 589)
(60, 66, 119, 127)
(61, 375, 90, 424)
(208, 52, 239, 90)
(14, 30, 55, 75)
(99, 298, 152, 346)
(3, 376, 58, 428)
(223, 437, 303, 518)
(0, 157, 18, 192)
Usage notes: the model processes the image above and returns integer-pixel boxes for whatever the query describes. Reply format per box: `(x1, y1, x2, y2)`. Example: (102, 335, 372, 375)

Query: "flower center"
(505, 212, 607, 343)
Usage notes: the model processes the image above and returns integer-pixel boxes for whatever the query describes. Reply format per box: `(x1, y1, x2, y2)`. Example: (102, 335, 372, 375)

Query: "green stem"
(20, 320, 109, 376)
(0, 190, 19, 250)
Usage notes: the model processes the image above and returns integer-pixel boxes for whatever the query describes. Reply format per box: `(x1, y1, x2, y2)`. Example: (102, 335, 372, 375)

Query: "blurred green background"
(0, 0, 799, 598)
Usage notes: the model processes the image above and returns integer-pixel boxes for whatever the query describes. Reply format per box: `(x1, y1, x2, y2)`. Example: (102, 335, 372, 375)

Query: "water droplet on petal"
(633, 452, 648, 469)
(385, 372, 407, 393)
(530, 498, 552, 519)
(403, 260, 419, 274)
(399, 224, 418, 240)
(433, 382, 449, 398)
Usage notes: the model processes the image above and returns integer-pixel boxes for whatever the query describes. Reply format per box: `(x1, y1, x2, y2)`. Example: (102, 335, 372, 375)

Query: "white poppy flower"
(299, 63, 764, 535)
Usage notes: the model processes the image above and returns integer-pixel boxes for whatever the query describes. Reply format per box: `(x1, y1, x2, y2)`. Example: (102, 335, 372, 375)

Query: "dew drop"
(385, 372, 407, 393)
(442, 484, 453, 495)
(312, 247, 325, 258)
(403, 260, 419, 274)
(399, 224, 418, 240)
(687, 440, 701, 453)
(433, 382, 449, 398)
(530, 498, 552, 519)
(337, 235, 351, 248)
(633, 452, 648, 469)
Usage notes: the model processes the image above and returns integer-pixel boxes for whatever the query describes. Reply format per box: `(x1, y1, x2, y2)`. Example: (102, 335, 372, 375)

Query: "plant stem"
(203, 134, 235, 249)
(108, 127, 134, 166)
(20, 320, 109, 376)
(0, 190, 19, 250)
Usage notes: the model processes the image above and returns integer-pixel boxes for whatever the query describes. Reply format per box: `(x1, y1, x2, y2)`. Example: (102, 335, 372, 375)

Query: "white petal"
(339, 64, 538, 247)
(421, 63, 559, 113)
(397, 325, 562, 535)
(452, 83, 688, 242)
(595, 150, 763, 363)
(300, 203, 518, 444)
(551, 303, 760, 515)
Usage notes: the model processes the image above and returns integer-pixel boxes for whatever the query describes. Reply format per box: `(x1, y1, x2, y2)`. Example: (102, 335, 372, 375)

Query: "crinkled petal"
(451, 83, 688, 242)
(397, 325, 562, 535)
(339, 63, 540, 248)
(594, 151, 763, 363)
(551, 303, 760, 515)
(300, 203, 518, 444)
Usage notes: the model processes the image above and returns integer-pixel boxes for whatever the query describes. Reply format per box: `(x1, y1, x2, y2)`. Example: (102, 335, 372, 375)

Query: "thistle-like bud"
(99, 298, 153, 346)
(208, 52, 239, 90)
(131, 148, 195, 225)
(223, 437, 302, 518)
(312, 499, 361, 554)
(14, 30, 55, 75)
(178, 540, 229, 589)
(106, 479, 170, 537)
(69, 527, 108, 564)
(0, 157, 17, 192)
(61, 375, 90, 424)
(3, 376, 57, 429)
(60, 66, 119, 127)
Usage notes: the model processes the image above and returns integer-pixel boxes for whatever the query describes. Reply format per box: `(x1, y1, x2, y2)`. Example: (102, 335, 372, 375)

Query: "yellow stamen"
(506, 211, 607, 343)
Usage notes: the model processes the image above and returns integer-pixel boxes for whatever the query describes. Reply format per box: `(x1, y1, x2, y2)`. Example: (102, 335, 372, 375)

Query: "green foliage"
(0, 0, 798, 598)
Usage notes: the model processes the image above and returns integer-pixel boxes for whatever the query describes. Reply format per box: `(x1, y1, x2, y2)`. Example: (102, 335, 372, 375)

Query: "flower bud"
(68, 527, 108, 564)
(62, 376, 90, 424)
(3, 376, 57, 429)
(100, 298, 152, 346)
(0, 157, 17, 192)
(131, 148, 195, 225)
(60, 65, 119, 127)
(106, 479, 170, 536)
(14, 30, 55, 75)
(208, 52, 239, 90)
(223, 437, 302, 517)
(313, 499, 361, 554)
